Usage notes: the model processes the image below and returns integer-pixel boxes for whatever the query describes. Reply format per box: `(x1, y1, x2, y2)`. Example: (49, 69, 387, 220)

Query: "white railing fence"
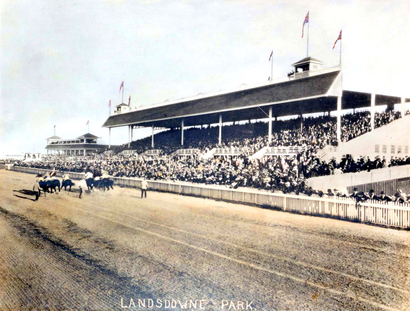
(9, 166, 410, 229)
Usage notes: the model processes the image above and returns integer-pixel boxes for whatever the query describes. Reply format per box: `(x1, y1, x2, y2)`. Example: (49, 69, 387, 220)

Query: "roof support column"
(84, 149, 86, 156)
(108, 128, 111, 149)
(371, 93, 375, 131)
(401, 97, 406, 118)
(151, 125, 155, 149)
(268, 107, 272, 145)
(128, 126, 131, 148)
(131, 126, 134, 143)
(181, 119, 184, 146)
(337, 95, 342, 144)
(218, 113, 222, 145)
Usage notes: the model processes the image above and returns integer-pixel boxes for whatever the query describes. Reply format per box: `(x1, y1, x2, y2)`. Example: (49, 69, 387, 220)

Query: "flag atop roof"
(269, 50, 273, 61)
(333, 30, 342, 49)
(86, 120, 89, 126)
(119, 81, 124, 92)
(108, 99, 111, 107)
(128, 95, 131, 106)
(302, 11, 309, 38)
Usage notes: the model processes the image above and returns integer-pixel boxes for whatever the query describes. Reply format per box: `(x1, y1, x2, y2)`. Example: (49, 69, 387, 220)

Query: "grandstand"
(16, 57, 410, 199)
(103, 57, 409, 150)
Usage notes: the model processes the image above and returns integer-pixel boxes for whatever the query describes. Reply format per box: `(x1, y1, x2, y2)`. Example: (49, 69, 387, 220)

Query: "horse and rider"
(35, 170, 61, 196)
(35, 168, 114, 199)
(85, 169, 114, 192)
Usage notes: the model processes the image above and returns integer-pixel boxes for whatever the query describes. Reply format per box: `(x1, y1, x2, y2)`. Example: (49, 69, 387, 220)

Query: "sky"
(1, 0, 410, 155)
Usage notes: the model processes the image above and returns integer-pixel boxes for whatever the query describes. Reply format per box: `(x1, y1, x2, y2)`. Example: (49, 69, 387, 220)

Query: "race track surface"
(0, 170, 409, 311)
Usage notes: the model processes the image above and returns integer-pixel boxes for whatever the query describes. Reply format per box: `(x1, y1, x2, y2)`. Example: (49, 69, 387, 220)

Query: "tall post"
(122, 82, 124, 104)
(218, 113, 222, 145)
(371, 93, 376, 131)
(181, 119, 184, 146)
(340, 33, 342, 66)
(307, 15, 309, 57)
(128, 126, 131, 148)
(131, 126, 133, 143)
(151, 125, 155, 148)
(84, 149, 86, 156)
(401, 97, 406, 118)
(108, 127, 111, 149)
(337, 95, 342, 144)
(268, 107, 272, 145)
(270, 56, 273, 82)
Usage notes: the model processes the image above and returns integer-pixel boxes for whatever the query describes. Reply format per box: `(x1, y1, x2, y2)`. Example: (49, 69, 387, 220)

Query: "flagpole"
(340, 32, 342, 67)
(88, 122, 90, 133)
(122, 82, 124, 103)
(270, 54, 273, 82)
(307, 17, 309, 57)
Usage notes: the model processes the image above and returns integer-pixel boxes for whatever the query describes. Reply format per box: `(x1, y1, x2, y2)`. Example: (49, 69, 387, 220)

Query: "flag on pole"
(333, 30, 342, 49)
(302, 11, 309, 38)
(86, 120, 89, 126)
(268, 50, 273, 61)
(128, 95, 131, 106)
(119, 81, 124, 92)
(108, 100, 111, 107)
(53, 125, 56, 129)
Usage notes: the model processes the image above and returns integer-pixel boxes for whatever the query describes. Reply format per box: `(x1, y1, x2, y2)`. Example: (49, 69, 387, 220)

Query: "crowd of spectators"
(12, 109, 410, 199)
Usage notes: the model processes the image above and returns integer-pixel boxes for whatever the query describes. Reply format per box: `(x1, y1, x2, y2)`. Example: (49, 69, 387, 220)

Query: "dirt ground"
(0, 169, 409, 311)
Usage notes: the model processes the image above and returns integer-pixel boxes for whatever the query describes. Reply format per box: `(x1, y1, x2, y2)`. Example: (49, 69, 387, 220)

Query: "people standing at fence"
(141, 179, 148, 198)
(395, 189, 408, 203)
(376, 191, 392, 202)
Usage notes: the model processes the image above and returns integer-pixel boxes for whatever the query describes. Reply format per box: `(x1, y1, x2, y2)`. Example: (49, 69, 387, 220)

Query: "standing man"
(141, 178, 148, 198)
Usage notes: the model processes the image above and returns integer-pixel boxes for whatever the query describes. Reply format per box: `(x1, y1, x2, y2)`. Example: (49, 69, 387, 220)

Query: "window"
(398, 145, 402, 154)
(375, 145, 380, 153)
(391, 145, 395, 154)
(382, 145, 387, 153)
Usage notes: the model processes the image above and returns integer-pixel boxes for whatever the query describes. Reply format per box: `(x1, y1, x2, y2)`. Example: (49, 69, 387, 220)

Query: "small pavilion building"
(45, 133, 107, 156)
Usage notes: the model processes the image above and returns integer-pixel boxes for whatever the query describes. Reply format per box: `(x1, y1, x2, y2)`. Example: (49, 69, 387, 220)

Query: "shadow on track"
(13, 189, 39, 202)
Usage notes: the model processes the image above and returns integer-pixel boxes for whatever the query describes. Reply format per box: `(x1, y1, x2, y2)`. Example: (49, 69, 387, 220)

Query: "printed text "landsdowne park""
(120, 298, 255, 310)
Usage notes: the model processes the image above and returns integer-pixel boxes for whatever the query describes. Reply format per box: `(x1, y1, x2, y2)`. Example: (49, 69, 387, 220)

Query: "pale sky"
(1, 0, 410, 154)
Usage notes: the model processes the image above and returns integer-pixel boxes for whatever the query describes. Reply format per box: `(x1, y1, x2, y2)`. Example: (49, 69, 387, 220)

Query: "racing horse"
(84, 171, 94, 192)
(62, 179, 75, 191)
(61, 173, 75, 191)
(37, 178, 60, 196)
(93, 177, 114, 191)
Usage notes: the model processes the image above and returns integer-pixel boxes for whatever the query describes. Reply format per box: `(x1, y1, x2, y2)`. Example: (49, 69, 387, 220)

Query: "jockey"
(101, 170, 109, 179)
(36, 173, 44, 183)
(85, 171, 93, 179)
(62, 173, 70, 181)
(50, 170, 57, 179)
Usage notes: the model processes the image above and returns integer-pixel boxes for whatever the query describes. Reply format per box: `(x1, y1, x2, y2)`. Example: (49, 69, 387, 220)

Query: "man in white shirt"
(141, 179, 148, 198)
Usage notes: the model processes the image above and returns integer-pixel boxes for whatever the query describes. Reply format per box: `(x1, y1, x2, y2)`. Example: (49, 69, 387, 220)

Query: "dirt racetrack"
(0, 169, 409, 310)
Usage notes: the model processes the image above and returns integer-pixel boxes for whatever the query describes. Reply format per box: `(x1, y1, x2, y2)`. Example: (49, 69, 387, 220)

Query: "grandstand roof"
(102, 67, 409, 129)
(45, 135, 61, 140)
(291, 56, 323, 67)
(76, 133, 99, 139)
